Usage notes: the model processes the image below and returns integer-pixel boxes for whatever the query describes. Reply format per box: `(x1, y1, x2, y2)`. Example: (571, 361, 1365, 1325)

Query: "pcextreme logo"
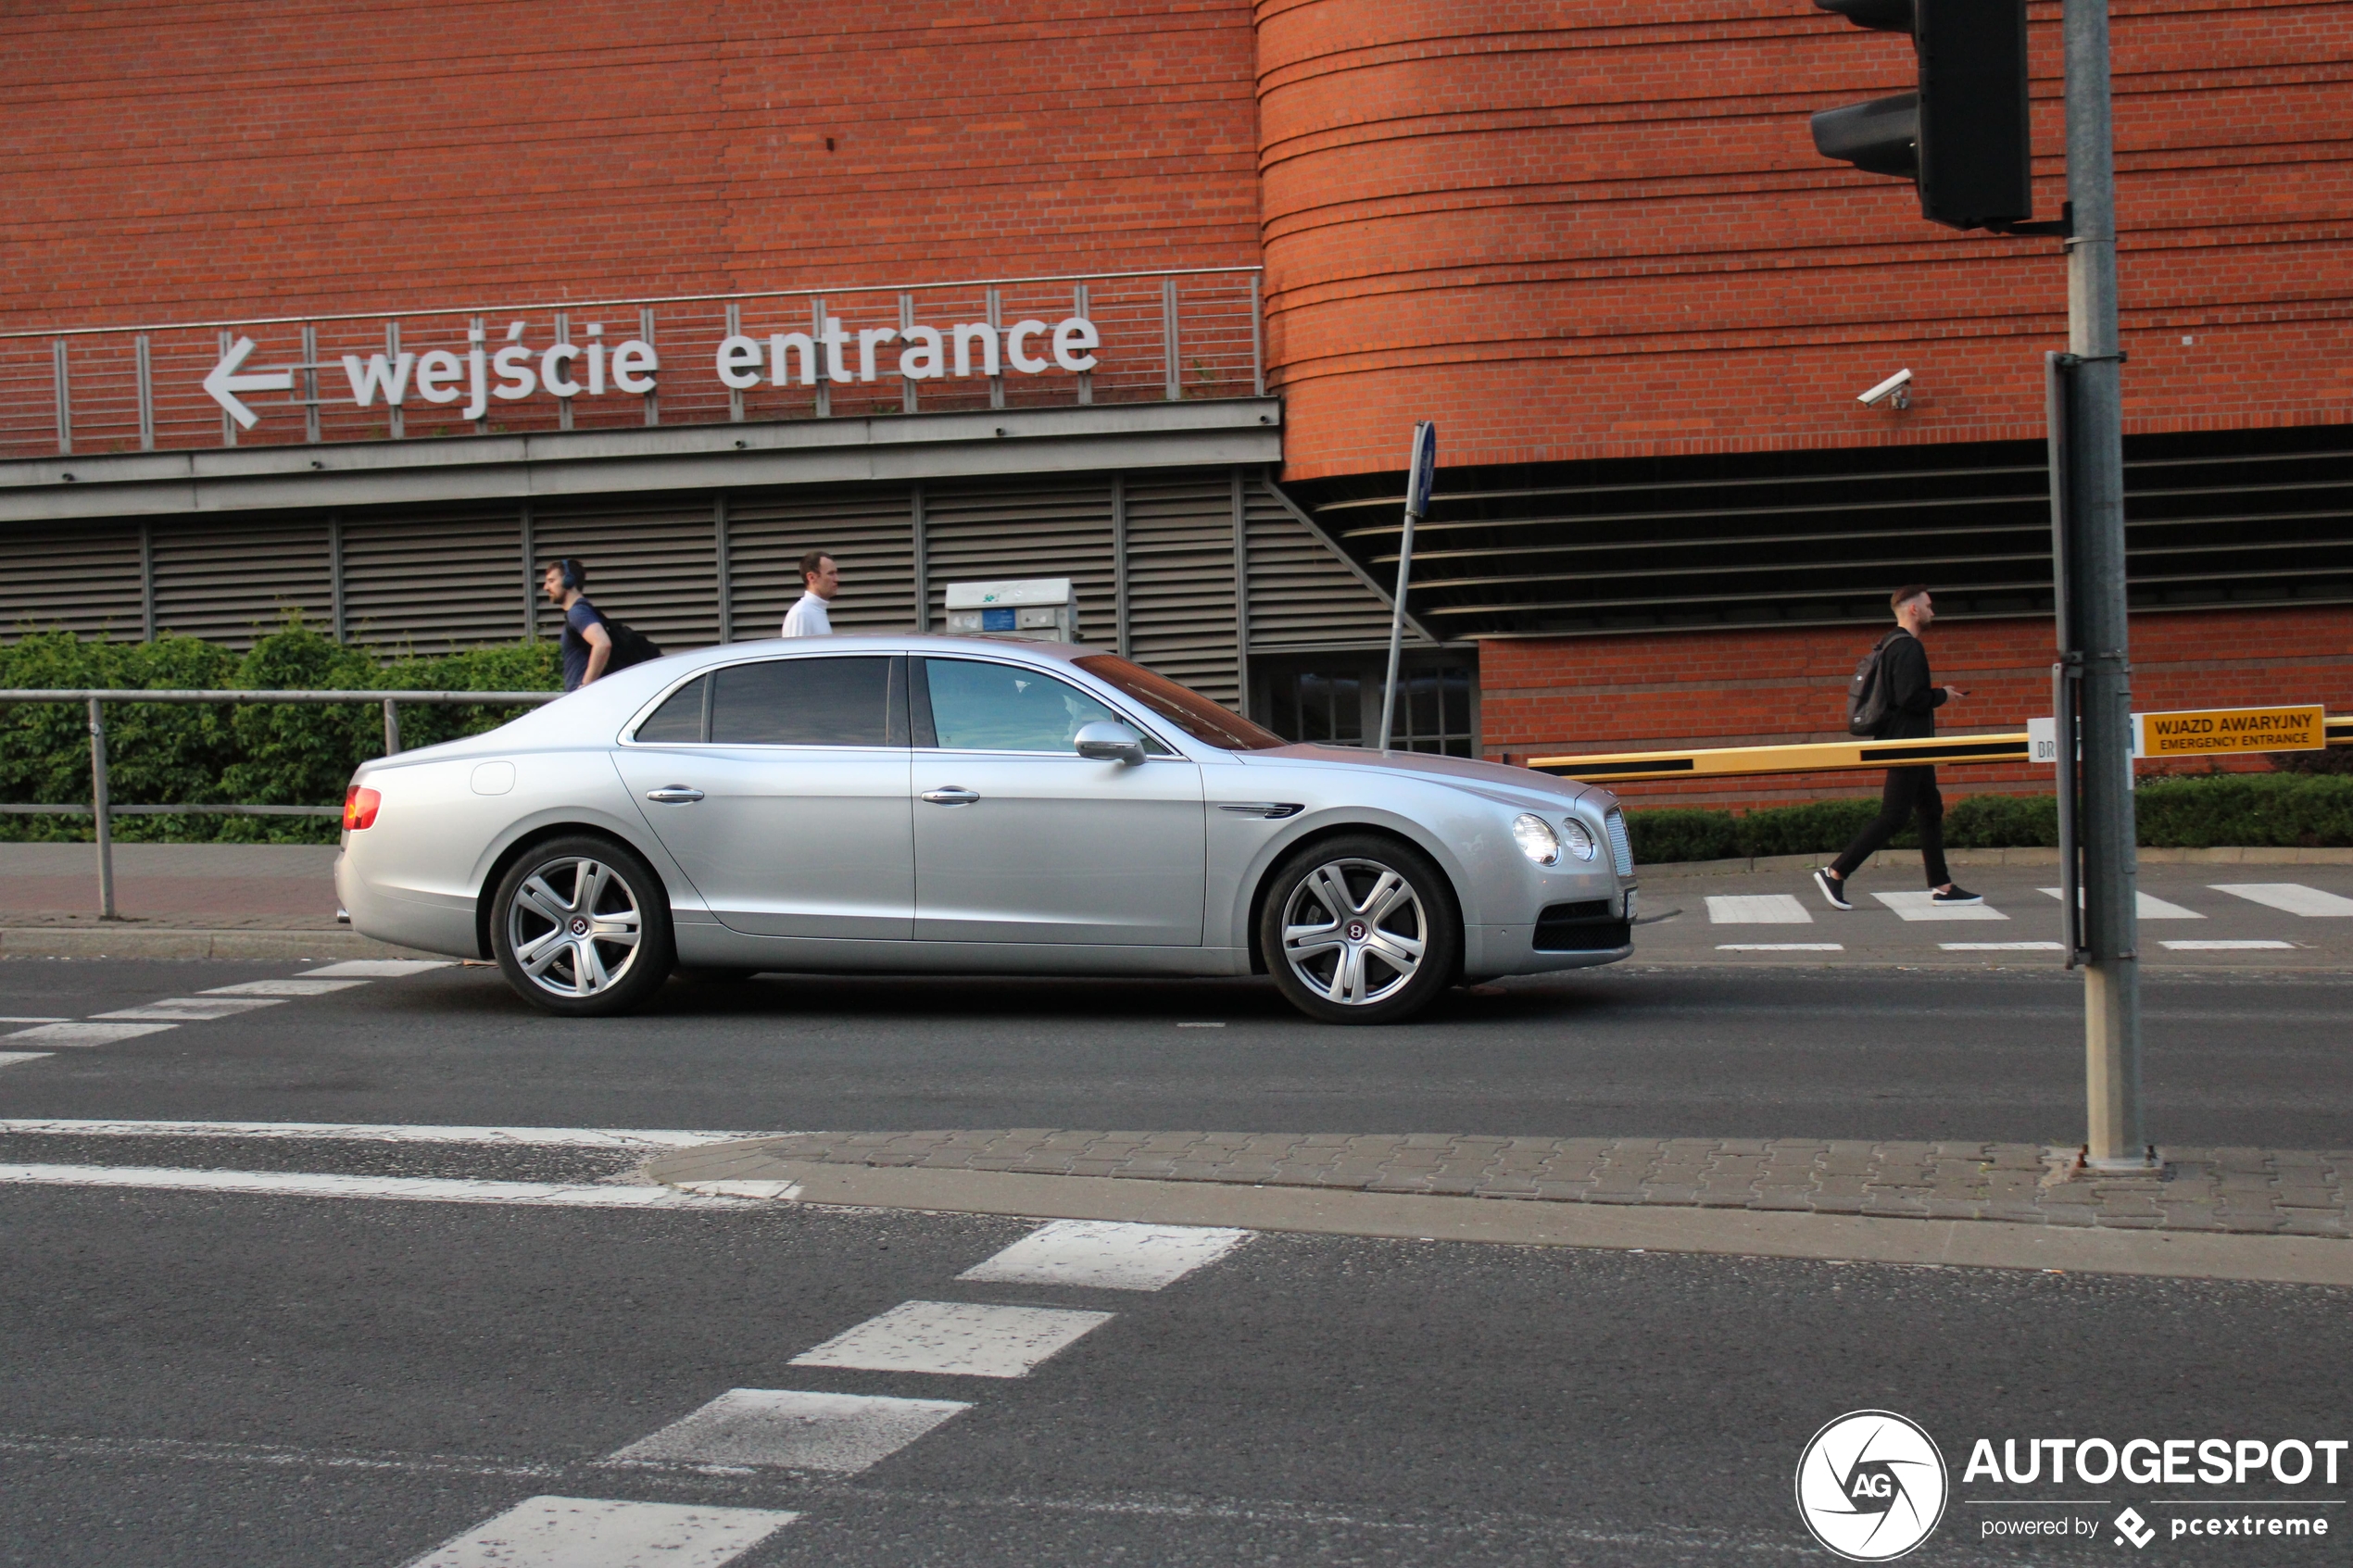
(1795, 1411, 1950, 1562)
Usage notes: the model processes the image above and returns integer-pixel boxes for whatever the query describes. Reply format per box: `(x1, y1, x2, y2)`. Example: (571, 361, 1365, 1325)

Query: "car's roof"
(673, 634, 1102, 668)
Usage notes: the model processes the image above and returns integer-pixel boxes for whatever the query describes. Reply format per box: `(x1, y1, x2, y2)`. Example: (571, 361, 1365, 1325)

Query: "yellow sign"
(2138, 705, 2325, 758)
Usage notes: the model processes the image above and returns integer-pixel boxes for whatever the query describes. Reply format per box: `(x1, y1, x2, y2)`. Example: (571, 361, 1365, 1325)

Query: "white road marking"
(1872, 891, 2008, 922)
(405, 1496, 796, 1568)
(2161, 939, 2297, 951)
(1940, 942, 2066, 951)
(1705, 894, 1813, 924)
(2039, 887, 2205, 920)
(1716, 943, 1843, 951)
(94, 996, 286, 1021)
(677, 1179, 803, 1199)
(1, 1021, 177, 1047)
(2210, 883, 2353, 918)
(1176, 1021, 1226, 1028)
(789, 1299, 1115, 1379)
(0, 1118, 767, 1148)
(609, 1388, 970, 1474)
(0, 1015, 68, 1023)
(307, 959, 454, 976)
(959, 1220, 1250, 1292)
(201, 978, 371, 997)
(0, 1163, 765, 1209)
(0, 1052, 53, 1070)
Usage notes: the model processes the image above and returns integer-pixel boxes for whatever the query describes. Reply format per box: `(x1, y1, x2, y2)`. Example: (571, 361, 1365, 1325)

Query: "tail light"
(343, 785, 382, 830)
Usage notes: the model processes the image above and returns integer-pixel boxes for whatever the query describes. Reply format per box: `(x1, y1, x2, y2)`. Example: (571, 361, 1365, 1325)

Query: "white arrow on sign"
(203, 336, 296, 430)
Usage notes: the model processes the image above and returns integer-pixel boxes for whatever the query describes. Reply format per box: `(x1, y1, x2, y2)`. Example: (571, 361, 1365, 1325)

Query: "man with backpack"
(1813, 584, 1980, 910)
(542, 558, 661, 692)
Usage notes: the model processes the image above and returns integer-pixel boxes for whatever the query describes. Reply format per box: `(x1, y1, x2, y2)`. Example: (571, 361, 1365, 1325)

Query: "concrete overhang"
(0, 397, 1283, 521)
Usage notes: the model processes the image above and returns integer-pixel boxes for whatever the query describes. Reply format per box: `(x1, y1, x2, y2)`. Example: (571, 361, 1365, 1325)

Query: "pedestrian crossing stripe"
(2210, 884, 2353, 918)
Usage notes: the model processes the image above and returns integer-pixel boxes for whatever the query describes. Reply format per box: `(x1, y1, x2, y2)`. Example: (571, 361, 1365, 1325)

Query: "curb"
(644, 1152, 2353, 1287)
(1641, 845, 2353, 877)
(0, 927, 439, 961)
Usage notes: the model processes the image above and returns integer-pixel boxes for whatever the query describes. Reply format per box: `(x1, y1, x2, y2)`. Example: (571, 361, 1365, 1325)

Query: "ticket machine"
(943, 577, 1077, 642)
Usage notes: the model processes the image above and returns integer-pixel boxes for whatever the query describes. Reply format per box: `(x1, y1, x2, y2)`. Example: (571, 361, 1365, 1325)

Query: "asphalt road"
(3, 957, 2350, 1148)
(6, 958, 2352, 1566)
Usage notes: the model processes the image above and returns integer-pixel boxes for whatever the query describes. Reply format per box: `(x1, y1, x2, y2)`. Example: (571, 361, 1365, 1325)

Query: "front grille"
(1604, 809, 1633, 877)
(1534, 901, 1631, 952)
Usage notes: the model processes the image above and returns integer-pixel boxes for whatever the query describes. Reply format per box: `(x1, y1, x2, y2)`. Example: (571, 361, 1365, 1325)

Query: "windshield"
(1073, 655, 1289, 751)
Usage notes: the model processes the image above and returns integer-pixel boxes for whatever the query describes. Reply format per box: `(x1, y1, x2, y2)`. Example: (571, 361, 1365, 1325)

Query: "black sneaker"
(1931, 885, 1984, 905)
(1813, 869, 1853, 911)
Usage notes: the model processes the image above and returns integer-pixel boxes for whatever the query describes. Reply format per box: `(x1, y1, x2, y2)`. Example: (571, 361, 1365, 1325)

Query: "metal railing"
(1, 267, 1265, 460)
(0, 687, 557, 918)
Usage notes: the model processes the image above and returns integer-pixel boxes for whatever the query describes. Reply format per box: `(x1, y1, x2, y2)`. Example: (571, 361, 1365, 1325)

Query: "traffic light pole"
(2062, 0, 2149, 1170)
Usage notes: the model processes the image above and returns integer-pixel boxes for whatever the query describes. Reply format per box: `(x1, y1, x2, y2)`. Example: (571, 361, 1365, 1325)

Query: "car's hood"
(1236, 744, 1610, 811)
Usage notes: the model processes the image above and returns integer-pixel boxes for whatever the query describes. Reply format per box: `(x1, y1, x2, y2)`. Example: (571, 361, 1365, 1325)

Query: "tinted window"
(711, 657, 895, 746)
(923, 659, 1126, 752)
(634, 675, 708, 743)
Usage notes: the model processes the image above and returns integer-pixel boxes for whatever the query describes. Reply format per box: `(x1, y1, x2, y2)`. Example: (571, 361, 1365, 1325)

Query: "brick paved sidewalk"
(653, 1130, 2350, 1239)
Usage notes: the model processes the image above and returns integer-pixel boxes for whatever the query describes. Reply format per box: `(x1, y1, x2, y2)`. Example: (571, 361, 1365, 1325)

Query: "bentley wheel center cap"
(1346, 920, 1369, 943)
(569, 916, 591, 936)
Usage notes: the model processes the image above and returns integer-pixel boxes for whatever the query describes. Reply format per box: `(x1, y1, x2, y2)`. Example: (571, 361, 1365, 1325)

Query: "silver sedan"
(335, 637, 1637, 1023)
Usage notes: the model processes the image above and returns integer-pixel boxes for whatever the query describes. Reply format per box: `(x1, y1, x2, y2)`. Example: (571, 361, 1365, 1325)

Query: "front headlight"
(1512, 813, 1561, 865)
(1560, 818, 1598, 861)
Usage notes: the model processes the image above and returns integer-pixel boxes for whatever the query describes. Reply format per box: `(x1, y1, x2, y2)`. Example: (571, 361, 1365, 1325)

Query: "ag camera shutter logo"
(1795, 1411, 1949, 1561)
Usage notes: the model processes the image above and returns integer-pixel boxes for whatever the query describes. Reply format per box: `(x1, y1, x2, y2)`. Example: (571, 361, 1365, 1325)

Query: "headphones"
(555, 558, 585, 591)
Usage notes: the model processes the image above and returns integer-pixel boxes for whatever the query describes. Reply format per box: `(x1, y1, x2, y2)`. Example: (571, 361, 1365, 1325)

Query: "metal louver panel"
(922, 477, 1118, 649)
(0, 519, 143, 640)
(1124, 471, 1239, 708)
(1242, 470, 1424, 650)
(151, 517, 332, 648)
(727, 485, 916, 639)
(532, 495, 721, 652)
(341, 503, 526, 651)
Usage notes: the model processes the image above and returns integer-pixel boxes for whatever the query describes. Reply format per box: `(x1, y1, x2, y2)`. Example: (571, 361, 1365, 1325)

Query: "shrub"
(0, 621, 560, 844)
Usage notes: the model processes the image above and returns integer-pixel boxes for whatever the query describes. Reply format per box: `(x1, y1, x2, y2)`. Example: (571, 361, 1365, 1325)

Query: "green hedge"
(1626, 774, 2353, 865)
(0, 622, 559, 844)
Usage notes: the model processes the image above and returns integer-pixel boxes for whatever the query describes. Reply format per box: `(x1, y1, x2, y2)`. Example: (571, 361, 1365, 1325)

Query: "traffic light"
(1809, 0, 2033, 232)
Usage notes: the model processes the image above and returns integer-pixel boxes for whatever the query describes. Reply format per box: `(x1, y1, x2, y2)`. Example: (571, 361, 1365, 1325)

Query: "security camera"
(1858, 368, 1913, 409)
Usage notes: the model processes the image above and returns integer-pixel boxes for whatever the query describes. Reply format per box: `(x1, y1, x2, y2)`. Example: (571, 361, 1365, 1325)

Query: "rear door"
(614, 655, 914, 938)
(910, 655, 1204, 946)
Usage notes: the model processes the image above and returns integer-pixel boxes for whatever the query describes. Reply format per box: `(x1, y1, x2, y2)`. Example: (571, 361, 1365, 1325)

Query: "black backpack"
(602, 618, 663, 672)
(1845, 632, 1897, 736)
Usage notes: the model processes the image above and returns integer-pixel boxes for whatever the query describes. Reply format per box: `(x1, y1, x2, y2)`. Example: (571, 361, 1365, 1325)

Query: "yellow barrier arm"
(1530, 714, 2347, 784)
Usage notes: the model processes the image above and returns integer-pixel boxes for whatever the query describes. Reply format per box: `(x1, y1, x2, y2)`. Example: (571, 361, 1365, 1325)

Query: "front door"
(912, 655, 1204, 945)
(614, 654, 913, 939)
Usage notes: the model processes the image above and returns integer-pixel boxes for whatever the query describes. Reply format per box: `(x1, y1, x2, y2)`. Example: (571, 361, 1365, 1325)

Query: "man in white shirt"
(780, 550, 838, 637)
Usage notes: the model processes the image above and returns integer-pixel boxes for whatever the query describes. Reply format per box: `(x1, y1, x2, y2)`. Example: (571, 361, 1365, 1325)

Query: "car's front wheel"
(1259, 834, 1460, 1024)
(491, 834, 674, 1017)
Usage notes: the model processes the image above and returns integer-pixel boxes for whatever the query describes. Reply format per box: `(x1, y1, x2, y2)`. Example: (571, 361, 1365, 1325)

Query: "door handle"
(920, 786, 980, 806)
(645, 786, 705, 804)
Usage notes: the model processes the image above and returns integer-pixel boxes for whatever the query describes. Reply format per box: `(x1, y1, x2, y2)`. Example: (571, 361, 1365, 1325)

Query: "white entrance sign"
(202, 313, 1103, 427)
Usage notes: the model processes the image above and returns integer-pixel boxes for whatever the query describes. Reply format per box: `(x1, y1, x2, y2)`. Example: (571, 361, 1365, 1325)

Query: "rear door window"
(708, 657, 902, 746)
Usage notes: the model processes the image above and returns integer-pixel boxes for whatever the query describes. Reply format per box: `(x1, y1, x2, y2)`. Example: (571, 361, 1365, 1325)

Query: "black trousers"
(1830, 765, 1950, 887)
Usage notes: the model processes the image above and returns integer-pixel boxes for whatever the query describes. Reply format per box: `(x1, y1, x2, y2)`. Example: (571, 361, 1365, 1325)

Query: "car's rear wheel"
(1259, 833, 1460, 1024)
(492, 835, 674, 1017)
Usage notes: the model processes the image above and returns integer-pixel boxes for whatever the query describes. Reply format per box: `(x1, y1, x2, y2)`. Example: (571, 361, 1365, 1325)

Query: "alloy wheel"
(1278, 857, 1428, 1007)
(505, 856, 645, 998)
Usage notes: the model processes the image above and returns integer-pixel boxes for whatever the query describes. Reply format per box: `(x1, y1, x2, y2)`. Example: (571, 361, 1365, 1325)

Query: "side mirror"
(1075, 721, 1147, 766)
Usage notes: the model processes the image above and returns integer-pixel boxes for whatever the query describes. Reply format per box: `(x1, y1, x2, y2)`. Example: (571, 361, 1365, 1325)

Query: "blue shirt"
(560, 599, 606, 692)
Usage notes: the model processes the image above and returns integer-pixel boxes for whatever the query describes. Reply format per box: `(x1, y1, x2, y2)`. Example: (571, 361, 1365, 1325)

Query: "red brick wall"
(0, 0, 1264, 328)
(1479, 605, 2353, 808)
(1255, 0, 2353, 482)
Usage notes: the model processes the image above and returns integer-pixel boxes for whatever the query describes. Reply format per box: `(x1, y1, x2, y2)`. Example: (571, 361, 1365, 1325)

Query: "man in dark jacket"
(1814, 585, 1980, 909)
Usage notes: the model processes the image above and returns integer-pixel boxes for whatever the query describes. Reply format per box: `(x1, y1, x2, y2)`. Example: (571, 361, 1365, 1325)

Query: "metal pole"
(383, 697, 401, 756)
(1378, 507, 1418, 752)
(88, 696, 116, 920)
(2064, 0, 2146, 1170)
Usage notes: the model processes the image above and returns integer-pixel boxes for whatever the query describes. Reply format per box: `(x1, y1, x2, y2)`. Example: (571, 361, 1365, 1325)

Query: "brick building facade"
(2, 0, 2347, 797)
